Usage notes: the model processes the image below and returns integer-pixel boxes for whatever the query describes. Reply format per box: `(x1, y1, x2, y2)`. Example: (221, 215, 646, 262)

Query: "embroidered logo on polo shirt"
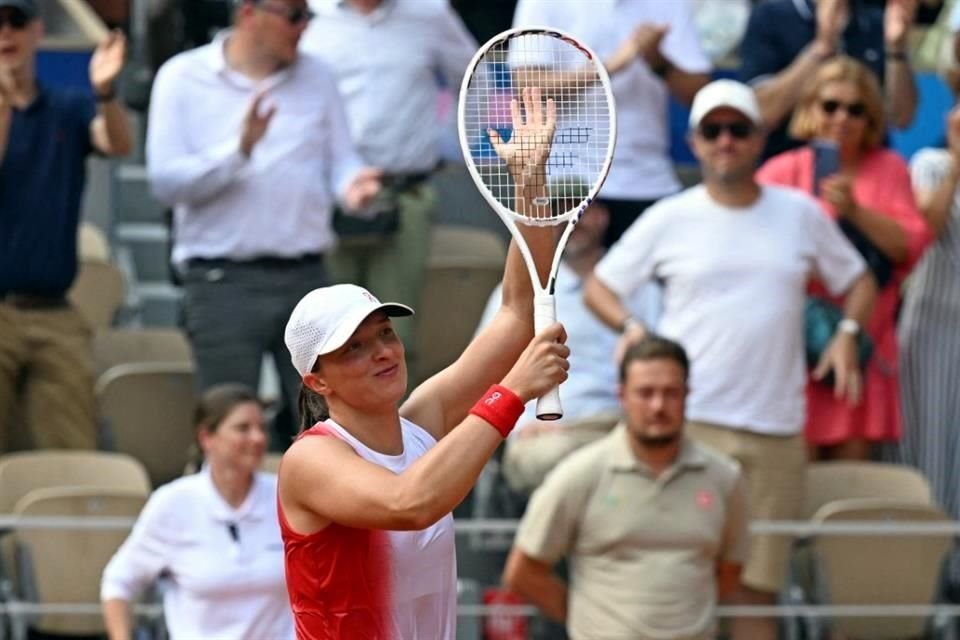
(695, 490, 715, 510)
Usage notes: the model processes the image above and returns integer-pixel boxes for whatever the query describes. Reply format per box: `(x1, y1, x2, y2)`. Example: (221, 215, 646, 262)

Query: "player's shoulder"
(760, 182, 821, 216)
(644, 184, 712, 219)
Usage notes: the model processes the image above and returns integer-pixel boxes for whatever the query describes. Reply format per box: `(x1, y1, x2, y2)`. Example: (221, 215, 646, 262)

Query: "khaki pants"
(687, 420, 806, 594)
(0, 303, 97, 451)
(327, 183, 437, 360)
(503, 416, 619, 494)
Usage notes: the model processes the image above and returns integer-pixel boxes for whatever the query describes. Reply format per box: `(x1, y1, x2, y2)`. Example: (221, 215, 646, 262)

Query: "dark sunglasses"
(820, 99, 867, 118)
(698, 121, 755, 141)
(0, 10, 30, 30)
(252, 1, 315, 25)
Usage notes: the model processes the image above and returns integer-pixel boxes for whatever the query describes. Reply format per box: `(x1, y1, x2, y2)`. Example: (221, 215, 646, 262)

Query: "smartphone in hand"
(812, 139, 840, 197)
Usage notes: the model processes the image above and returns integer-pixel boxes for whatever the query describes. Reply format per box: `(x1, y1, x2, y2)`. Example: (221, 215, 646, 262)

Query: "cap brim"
(316, 302, 414, 357)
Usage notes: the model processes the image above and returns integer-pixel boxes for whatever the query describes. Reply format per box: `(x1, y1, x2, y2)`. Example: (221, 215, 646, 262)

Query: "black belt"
(381, 167, 437, 192)
(187, 252, 324, 270)
(0, 292, 69, 310)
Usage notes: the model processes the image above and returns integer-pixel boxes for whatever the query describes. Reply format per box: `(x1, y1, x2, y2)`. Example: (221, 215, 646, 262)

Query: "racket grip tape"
(533, 293, 563, 421)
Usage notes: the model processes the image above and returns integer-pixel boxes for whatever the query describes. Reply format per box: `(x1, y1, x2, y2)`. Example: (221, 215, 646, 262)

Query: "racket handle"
(534, 293, 563, 421)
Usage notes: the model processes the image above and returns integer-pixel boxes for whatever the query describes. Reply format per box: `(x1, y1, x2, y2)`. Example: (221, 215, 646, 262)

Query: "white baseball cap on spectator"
(284, 284, 414, 378)
(689, 79, 763, 128)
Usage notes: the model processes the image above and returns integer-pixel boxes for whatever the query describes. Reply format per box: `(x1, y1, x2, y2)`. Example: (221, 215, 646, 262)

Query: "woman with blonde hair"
(756, 56, 930, 460)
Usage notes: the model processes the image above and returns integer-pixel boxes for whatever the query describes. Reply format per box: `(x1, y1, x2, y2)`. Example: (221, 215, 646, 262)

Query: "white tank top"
(325, 418, 458, 640)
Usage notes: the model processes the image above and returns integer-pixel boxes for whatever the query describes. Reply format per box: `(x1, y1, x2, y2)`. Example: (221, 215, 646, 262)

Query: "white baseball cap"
(688, 79, 762, 129)
(284, 284, 414, 378)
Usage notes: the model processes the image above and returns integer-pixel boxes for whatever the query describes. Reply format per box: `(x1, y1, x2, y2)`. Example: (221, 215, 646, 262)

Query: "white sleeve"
(660, 0, 713, 73)
(100, 489, 179, 602)
(910, 148, 952, 192)
(508, 0, 559, 67)
(950, 1, 960, 33)
(433, 4, 478, 89)
(146, 58, 250, 208)
(806, 202, 867, 297)
(319, 67, 366, 205)
(593, 210, 665, 299)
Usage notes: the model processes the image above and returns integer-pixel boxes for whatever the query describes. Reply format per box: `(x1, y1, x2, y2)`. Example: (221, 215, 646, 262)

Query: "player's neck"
(329, 404, 405, 456)
(629, 438, 681, 477)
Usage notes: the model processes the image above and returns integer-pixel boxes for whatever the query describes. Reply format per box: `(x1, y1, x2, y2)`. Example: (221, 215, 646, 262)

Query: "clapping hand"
(884, 0, 917, 52)
(89, 30, 127, 95)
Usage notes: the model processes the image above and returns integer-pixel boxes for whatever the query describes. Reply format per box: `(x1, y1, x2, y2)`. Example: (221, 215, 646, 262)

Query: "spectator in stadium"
(476, 193, 662, 495)
(896, 105, 960, 530)
(503, 335, 749, 640)
(101, 384, 293, 640)
(756, 56, 929, 460)
(0, 0, 131, 452)
(583, 79, 876, 640)
(510, 0, 711, 246)
(146, 0, 382, 446)
(300, 0, 477, 370)
(739, 0, 918, 159)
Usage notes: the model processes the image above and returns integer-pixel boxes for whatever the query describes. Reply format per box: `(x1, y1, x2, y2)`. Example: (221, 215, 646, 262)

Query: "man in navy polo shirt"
(0, 0, 132, 451)
(739, 0, 918, 159)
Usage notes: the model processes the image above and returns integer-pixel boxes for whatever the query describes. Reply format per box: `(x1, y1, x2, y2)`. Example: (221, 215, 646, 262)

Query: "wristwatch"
(620, 315, 644, 334)
(838, 318, 861, 335)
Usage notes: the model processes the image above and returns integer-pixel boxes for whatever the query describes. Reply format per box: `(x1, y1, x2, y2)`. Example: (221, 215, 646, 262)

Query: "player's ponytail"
(297, 384, 329, 433)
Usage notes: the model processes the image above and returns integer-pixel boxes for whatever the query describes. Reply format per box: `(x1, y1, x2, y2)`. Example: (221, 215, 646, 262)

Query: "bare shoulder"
(280, 434, 357, 491)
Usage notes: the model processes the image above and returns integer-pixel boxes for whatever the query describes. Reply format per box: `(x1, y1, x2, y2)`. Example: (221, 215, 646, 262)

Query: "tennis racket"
(458, 27, 617, 420)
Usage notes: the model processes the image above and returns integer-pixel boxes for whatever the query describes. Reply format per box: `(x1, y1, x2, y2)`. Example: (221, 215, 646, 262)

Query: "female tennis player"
(277, 87, 568, 639)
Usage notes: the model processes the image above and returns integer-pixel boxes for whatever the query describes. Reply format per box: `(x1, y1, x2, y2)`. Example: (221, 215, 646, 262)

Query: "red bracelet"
(470, 385, 525, 438)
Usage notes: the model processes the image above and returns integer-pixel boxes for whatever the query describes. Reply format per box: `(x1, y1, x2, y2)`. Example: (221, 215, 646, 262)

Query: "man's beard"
(635, 432, 681, 449)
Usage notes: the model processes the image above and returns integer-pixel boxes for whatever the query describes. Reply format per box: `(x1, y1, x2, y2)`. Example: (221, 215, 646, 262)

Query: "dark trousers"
(180, 255, 327, 448)
(597, 197, 660, 248)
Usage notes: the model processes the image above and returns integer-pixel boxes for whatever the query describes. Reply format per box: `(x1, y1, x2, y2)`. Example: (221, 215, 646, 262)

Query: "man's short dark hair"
(619, 334, 690, 383)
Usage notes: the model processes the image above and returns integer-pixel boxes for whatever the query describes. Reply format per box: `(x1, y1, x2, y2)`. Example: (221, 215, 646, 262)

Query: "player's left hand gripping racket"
(458, 27, 617, 421)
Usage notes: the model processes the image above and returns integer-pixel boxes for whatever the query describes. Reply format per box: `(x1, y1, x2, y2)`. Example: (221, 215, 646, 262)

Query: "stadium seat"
(806, 499, 953, 640)
(96, 362, 197, 488)
(68, 260, 125, 330)
(78, 222, 111, 262)
(803, 461, 933, 518)
(413, 226, 506, 385)
(92, 327, 193, 379)
(8, 487, 147, 639)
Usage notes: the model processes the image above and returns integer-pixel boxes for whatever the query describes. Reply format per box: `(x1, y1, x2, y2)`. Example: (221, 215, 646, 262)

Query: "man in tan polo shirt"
(503, 335, 749, 640)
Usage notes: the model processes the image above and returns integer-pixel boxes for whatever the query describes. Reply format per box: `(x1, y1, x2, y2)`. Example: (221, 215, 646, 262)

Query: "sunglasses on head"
(0, 10, 29, 30)
(698, 121, 754, 141)
(252, 1, 315, 25)
(820, 99, 867, 118)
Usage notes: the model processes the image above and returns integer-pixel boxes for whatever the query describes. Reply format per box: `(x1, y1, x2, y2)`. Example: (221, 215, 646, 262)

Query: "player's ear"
(303, 371, 331, 396)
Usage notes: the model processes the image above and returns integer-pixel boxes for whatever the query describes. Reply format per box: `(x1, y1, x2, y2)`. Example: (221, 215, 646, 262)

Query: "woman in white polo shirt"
(101, 384, 292, 640)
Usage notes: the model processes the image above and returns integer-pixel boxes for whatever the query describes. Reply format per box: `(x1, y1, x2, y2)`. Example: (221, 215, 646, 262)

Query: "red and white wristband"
(469, 384, 525, 438)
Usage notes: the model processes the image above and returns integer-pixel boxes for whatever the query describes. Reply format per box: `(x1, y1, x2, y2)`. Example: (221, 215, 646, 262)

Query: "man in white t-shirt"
(510, 0, 711, 246)
(583, 79, 878, 640)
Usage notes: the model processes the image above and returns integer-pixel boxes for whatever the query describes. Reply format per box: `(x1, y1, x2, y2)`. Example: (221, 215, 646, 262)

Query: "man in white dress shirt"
(510, 0, 712, 246)
(300, 0, 477, 371)
(147, 0, 380, 444)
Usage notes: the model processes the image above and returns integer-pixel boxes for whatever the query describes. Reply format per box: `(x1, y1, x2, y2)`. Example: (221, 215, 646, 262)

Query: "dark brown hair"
(619, 335, 690, 383)
(188, 383, 261, 471)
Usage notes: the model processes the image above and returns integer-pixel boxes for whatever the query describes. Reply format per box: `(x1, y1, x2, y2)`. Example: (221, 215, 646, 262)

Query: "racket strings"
(462, 31, 612, 225)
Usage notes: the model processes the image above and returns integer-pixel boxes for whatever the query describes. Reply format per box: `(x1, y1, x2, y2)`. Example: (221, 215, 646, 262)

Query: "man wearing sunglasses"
(147, 0, 382, 446)
(585, 79, 877, 640)
(0, 0, 132, 453)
